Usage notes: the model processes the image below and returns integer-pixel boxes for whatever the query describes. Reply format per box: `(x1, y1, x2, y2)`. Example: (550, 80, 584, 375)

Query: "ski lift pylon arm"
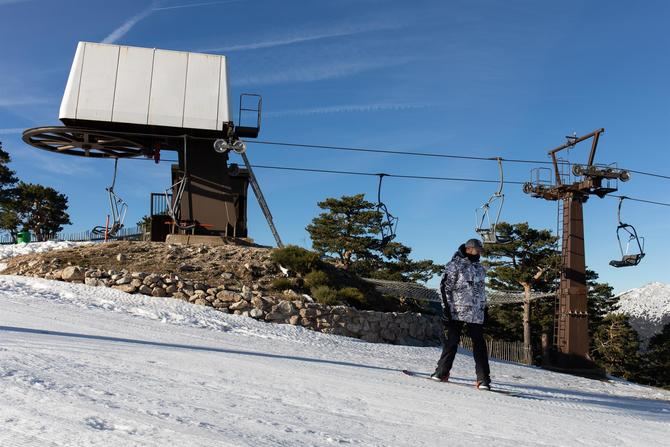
(240, 152, 283, 248)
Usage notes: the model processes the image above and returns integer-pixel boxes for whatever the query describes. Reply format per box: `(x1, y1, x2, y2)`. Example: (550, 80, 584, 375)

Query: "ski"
(401, 370, 529, 398)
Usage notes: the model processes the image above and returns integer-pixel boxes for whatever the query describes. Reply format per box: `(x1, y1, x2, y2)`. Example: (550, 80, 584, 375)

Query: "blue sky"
(1, 0, 669, 293)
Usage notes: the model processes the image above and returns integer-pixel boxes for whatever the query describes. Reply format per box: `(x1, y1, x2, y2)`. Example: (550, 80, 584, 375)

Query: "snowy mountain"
(615, 282, 670, 346)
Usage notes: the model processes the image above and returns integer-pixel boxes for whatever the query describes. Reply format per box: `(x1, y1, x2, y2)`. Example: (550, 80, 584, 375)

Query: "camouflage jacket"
(439, 245, 487, 324)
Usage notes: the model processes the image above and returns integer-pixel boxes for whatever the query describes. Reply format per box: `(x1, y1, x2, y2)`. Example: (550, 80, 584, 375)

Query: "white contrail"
(265, 103, 432, 117)
(235, 56, 415, 86)
(0, 128, 25, 135)
(203, 22, 400, 52)
(0, 0, 31, 6)
(102, 3, 156, 44)
(153, 0, 241, 11)
(102, 0, 239, 44)
(0, 96, 53, 107)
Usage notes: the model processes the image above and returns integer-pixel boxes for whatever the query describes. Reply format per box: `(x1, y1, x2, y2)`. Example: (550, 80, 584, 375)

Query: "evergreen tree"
(484, 222, 559, 292)
(9, 182, 72, 241)
(0, 141, 20, 241)
(485, 222, 617, 364)
(0, 208, 22, 242)
(484, 222, 559, 360)
(639, 323, 670, 389)
(137, 214, 152, 231)
(307, 194, 380, 270)
(306, 194, 441, 282)
(0, 141, 18, 205)
(586, 270, 618, 338)
(591, 314, 641, 380)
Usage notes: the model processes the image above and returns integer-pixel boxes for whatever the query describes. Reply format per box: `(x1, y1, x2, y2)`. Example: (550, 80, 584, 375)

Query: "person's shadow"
(0, 324, 397, 372)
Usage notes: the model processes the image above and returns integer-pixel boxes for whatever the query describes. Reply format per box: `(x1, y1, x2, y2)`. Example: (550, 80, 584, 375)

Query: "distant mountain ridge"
(614, 282, 670, 347)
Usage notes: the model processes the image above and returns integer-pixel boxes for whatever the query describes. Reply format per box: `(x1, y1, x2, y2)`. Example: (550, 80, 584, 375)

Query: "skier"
(431, 238, 491, 390)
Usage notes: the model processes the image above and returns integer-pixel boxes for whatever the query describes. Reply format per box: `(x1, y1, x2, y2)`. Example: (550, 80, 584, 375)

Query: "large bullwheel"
(23, 127, 149, 158)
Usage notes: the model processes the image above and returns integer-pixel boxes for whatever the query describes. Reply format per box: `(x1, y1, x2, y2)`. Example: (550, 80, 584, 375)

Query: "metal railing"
(151, 192, 172, 217)
(460, 335, 532, 365)
(0, 225, 148, 245)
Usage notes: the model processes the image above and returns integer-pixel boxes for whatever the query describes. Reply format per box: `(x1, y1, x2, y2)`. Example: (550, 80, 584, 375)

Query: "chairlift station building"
(60, 42, 232, 135)
(24, 41, 259, 241)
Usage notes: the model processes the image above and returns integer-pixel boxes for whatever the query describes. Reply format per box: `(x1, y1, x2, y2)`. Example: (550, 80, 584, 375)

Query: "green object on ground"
(16, 231, 31, 244)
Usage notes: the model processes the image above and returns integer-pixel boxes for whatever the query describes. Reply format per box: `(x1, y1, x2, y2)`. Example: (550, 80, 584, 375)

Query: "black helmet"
(464, 238, 484, 250)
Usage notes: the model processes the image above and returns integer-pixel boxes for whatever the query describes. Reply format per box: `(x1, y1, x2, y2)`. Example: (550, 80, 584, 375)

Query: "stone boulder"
(61, 266, 84, 282)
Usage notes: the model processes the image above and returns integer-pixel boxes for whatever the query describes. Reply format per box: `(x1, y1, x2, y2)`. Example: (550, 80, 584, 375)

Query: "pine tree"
(484, 222, 559, 361)
(0, 141, 18, 205)
(306, 194, 441, 282)
(10, 182, 72, 241)
(0, 141, 20, 241)
(306, 194, 380, 270)
(639, 323, 670, 389)
(591, 314, 641, 380)
(586, 270, 618, 339)
(0, 143, 72, 242)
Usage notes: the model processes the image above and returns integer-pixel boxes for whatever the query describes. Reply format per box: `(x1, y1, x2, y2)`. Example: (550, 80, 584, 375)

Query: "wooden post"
(523, 284, 532, 364)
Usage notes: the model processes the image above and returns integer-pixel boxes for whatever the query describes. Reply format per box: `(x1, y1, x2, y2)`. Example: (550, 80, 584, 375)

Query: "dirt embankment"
(2, 241, 279, 289)
(2, 241, 442, 345)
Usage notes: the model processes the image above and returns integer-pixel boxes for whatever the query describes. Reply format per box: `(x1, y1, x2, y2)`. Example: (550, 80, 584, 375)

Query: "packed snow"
(1, 281, 669, 446)
(0, 240, 92, 272)
(0, 243, 668, 446)
(615, 282, 670, 347)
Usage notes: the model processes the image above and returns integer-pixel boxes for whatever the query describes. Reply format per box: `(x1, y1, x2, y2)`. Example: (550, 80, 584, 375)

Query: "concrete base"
(542, 349, 606, 380)
(165, 234, 257, 247)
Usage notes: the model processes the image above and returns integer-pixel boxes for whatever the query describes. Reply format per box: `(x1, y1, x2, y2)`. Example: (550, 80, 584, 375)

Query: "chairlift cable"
(609, 194, 670, 207)
(248, 164, 528, 185)
(123, 157, 670, 207)
(247, 140, 669, 181)
(625, 169, 670, 181)
(61, 127, 669, 181)
(249, 140, 557, 165)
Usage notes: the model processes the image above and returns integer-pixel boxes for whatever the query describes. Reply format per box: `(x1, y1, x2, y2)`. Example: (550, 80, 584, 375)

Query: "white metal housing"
(59, 42, 231, 132)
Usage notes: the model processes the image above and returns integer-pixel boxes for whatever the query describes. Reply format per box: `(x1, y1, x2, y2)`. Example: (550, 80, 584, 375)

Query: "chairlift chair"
(92, 158, 127, 237)
(475, 158, 512, 244)
(374, 174, 398, 249)
(164, 175, 197, 231)
(609, 197, 645, 268)
(163, 135, 200, 231)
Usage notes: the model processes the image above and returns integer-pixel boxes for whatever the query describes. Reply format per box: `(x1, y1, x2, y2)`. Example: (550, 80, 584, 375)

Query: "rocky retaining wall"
(11, 260, 442, 346)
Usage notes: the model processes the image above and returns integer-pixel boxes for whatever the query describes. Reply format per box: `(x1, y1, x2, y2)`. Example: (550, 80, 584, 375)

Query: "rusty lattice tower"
(523, 129, 630, 372)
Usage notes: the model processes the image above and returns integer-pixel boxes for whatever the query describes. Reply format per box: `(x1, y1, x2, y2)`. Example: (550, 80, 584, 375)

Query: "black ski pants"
(434, 320, 490, 383)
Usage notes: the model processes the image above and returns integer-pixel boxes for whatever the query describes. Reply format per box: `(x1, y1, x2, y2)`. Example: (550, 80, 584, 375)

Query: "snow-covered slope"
(0, 241, 92, 272)
(1, 274, 668, 447)
(615, 282, 670, 346)
(0, 240, 92, 260)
